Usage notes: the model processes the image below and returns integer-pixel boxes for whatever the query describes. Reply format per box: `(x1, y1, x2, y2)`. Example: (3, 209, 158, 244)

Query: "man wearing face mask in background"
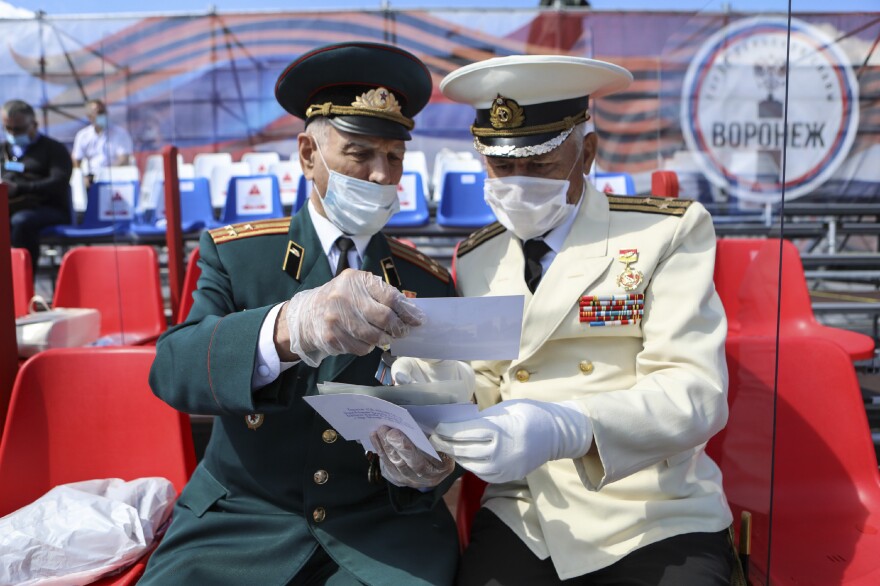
(1, 99, 73, 276)
(393, 55, 739, 584)
(71, 99, 133, 185)
(142, 43, 462, 586)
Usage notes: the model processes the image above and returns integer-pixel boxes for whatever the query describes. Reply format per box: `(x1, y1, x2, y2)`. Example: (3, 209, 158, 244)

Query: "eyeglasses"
(3, 122, 34, 135)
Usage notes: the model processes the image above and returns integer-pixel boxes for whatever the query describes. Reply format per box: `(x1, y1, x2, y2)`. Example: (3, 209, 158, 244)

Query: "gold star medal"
(616, 249, 643, 291)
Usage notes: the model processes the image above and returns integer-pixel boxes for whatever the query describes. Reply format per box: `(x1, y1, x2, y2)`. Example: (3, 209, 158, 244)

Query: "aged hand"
(430, 399, 592, 484)
(283, 269, 424, 367)
(371, 425, 455, 489)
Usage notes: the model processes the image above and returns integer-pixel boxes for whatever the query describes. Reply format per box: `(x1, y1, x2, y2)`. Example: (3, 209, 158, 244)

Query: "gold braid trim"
(305, 102, 414, 130)
(471, 112, 589, 138)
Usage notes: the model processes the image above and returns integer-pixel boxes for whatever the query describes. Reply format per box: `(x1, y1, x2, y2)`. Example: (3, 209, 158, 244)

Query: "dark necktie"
(334, 236, 355, 276)
(523, 238, 551, 293)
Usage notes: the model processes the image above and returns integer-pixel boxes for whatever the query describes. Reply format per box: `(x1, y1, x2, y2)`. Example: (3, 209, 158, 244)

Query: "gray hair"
(2, 99, 35, 120)
(304, 117, 331, 146)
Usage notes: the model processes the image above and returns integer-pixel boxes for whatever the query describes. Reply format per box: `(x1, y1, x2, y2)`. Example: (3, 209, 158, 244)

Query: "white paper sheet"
(390, 295, 524, 361)
(303, 394, 479, 460)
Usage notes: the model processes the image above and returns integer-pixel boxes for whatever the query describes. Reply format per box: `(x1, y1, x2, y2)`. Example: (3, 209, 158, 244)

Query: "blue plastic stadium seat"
(220, 174, 283, 224)
(52, 181, 138, 238)
(593, 172, 636, 195)
(131, 177, 219, 236)
(387, 171, 429, 228)
(436, 170, 495, 228)
(294, 174, 313, 213)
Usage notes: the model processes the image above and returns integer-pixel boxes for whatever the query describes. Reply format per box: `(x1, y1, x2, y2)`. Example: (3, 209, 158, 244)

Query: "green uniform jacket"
(142, 207, 460, 586)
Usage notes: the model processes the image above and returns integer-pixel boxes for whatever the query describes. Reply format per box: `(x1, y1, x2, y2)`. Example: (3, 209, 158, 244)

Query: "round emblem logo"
(681, 17, 859, 202)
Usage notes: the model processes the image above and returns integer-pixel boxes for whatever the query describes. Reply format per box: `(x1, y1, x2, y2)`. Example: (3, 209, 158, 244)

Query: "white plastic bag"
(0, 477, 177, 586)
(15, 297, 101, 358)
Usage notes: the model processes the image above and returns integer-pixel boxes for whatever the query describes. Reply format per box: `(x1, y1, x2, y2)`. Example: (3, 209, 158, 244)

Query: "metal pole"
(163, 146, 184, 322)
(0, 184, 20, 435)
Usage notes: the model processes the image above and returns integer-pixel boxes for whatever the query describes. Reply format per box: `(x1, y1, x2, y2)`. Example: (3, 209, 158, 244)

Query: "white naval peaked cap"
(440, 55, 633, 157)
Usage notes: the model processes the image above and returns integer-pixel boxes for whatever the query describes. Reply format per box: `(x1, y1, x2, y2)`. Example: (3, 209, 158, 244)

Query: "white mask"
(484, 175, 576, 241)
(313, 140, 400, 236)
(483, 148, 582, 241)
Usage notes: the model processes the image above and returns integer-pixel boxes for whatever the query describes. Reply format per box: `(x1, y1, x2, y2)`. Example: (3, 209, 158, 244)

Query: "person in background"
(71, 99, 133, 185)
(395, 55, 739, 585)
(140, 42, 462, 586)
(1, 99, 72, 275)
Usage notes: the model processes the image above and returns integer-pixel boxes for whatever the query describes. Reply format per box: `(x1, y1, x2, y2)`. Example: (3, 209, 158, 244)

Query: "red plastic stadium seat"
(456, 471, 488, 551)
(723, 238, 875, 361)
(0, 347, 196, 584)
(10, 248, 33, 318)
(651, 170, 679, 198)
(714, 336, 880, 584)
(53, 245, 167, 346)
(714, 239, 765, 335)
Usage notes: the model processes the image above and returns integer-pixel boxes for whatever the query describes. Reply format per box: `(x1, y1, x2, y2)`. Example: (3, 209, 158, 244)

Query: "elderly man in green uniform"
(393, 55, 739, 584)
(141, 43, 460, 585)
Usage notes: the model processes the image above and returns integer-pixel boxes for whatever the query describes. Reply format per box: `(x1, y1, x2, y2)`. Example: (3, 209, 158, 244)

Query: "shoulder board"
(387, 238, 451, 284)
(209, 218, 291, 245)
(606, 195, 693, 216)
(456, 222, 507, 258)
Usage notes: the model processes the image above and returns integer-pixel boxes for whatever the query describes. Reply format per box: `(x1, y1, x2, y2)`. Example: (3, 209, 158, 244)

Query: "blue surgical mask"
(5, 132, 32, 149)
(313, 140, 400, 237)
(94, 114, 108, 128)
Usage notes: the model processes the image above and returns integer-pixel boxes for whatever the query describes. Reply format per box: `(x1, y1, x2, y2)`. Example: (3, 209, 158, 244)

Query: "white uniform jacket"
(454, 184, 733, 580)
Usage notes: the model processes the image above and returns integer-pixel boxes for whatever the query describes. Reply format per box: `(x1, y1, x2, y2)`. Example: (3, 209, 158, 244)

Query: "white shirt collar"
(307, 199, 372, 259)
(542, 185, 585, 254)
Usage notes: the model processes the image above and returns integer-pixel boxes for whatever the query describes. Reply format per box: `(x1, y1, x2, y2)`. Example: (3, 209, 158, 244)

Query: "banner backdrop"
(0, 9, 877, 205)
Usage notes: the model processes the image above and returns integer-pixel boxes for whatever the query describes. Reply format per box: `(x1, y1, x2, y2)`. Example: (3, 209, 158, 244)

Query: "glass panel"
(3, 7, 876, 585)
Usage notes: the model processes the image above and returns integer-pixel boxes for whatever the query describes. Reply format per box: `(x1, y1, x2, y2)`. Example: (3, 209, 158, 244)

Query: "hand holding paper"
(371, 425, 455, 489)
(285, 271, 424, 367)
(430, 399, 593, 484)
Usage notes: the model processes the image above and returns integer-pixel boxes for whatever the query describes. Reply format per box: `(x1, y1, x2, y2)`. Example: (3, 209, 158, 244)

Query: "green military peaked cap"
(275, 42, 433, 141)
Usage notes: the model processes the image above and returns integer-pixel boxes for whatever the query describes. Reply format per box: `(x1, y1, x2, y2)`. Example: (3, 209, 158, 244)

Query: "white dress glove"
(430, 399, 592, 484)
(370, 425, 455, 489)
(285, 270, 424, 367)
(391, 357, 476, 398)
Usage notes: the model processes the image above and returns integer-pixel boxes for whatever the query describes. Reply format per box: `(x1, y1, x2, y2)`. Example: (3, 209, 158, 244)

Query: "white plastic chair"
(210, 161, 251, 210)
(140, 155, 189, 210)
(178, 163, 195, 179)
(269, 161, 303, 207)
(95, 165, 140, 183)
(432, 153, 482, 202)
(403, 150, 430, 201)
(69, 168, 88, 213)
(241, 152, 281, 175)
(193, 153, 233, 181)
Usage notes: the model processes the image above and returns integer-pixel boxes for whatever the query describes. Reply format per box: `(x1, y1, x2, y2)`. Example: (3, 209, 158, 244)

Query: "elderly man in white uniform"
(393, 56, 738, 585)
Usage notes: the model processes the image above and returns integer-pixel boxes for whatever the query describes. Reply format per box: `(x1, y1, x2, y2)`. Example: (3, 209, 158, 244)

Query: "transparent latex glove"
(391, 358, 476, 398)
(286, 269, 424, 367)
(430, 399, 592, 484)
(370, 425, 455, 489)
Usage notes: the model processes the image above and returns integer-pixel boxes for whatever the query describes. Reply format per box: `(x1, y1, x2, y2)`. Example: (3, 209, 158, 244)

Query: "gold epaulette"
(387, 238, 451, 284)
(606, 195, 693, 216)
(456, 222, 507, 258)
(209, 218, 291, 245)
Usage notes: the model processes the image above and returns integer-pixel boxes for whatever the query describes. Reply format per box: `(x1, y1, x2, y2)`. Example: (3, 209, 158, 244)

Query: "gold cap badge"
(489, 96, 525, 129)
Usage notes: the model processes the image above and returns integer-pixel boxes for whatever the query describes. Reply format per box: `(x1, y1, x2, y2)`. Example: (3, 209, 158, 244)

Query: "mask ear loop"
(310, 134, 332, 199)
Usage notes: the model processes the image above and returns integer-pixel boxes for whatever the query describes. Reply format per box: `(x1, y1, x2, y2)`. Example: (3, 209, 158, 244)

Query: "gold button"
(579, 361, 594, 374)
(322, 429, 338, 443)
(515, 369, 530, 382)
(313, 470, 329, 485)
(312, 507, 326, 523)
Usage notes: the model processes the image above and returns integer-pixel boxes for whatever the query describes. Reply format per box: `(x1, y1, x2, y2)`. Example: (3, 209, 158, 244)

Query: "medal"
(615, 249, 643, 291)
